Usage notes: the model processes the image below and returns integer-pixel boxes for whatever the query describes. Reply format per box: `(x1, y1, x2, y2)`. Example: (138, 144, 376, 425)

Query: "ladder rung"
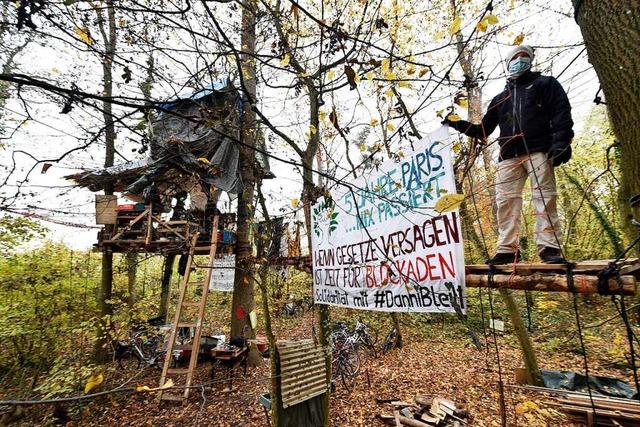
(187, 281, 206, 286)
(182, 302, 201, 307)
(159, 393, 184, 402)
(177, 322, 198, 328)
(167, 368, 192, 375)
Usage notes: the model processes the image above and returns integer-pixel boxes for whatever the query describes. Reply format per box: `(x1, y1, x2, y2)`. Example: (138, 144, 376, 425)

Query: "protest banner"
(208, 254, 236, 292)
(311, 126, 466, 313)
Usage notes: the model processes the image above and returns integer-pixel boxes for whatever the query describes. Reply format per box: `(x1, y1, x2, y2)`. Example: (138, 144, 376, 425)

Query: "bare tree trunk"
(230, 0, 260, 367)
(92, 0, 117, 364)
(126, 252, 137, 309)
(572, 1, 640, 246)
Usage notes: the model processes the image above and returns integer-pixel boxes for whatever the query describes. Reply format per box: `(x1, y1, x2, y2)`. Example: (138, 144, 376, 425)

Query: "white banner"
(311, 127, 466, 313)
(209, 254, 236, 292)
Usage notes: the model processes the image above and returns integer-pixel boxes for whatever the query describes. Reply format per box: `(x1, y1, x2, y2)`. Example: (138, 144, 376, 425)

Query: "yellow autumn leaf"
(398, 81, 410, 88)
(84, 373, 103, 394)
(449, 17, 462, 35)
(197, 157, 210, 164)
(327, 69, 336, 80)
(514, 33, 525, 45)
(291, 198, 300, 208)
(434, 193, 464, 213)
(370, 119, 379, 126)
(74, 26, 94, 45)
(137, 379, 174, 392)
(418, 69, 428, 78)
(446, 113, 462, 122)
(300, 72, 310, 77)
(354, 72, 361, 83)
(486, 14, 499, 25)
(457, 99, 468, 108)
(381, 58, 391, 73)
(358, 144, 366, 152)
(476, 19, 488, 33)
(452, 142, 461, 153)
(407, 66, 415, 75)
(365, 71, 374, 80)
(384, 89, 394, 98)
(318, 110, 326, 121)
(309, 124, 317, 134)
(384, 70, 397, 80)
(434, 31, 445, 40)
(281, 54, 290, 66)
(386, 123, 395, 131)
(52, 68, 60, 74)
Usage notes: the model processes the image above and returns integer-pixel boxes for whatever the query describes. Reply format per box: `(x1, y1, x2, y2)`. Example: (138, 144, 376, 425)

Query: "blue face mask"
(508, 57, 531, 77)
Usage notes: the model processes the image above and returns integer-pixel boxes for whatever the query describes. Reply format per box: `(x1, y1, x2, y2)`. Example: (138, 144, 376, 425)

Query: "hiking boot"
(485, 252, 522, 265)
(539, 247, 566, 264)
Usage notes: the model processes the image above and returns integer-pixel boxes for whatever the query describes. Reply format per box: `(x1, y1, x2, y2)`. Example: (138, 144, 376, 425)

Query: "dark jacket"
(449, 70, 574, 161)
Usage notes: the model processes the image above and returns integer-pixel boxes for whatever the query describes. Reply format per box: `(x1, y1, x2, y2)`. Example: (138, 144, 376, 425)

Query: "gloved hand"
(547, 141, 571, 166)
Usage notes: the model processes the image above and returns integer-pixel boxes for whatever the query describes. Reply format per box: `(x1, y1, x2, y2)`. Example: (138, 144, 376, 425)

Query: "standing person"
(444, 45, 573, 264)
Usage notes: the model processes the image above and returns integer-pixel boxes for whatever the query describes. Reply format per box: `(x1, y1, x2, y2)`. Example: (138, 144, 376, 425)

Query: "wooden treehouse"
(94, 196, 236, 255)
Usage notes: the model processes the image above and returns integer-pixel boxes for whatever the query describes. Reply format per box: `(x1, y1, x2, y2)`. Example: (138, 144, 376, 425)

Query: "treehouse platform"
(466, 259, 640, 296)
(266, 256, 639, 296)
(94, 203, 236, 255)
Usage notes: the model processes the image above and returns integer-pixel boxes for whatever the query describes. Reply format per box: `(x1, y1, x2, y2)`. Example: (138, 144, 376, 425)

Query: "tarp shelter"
(66, 78, 272, 207)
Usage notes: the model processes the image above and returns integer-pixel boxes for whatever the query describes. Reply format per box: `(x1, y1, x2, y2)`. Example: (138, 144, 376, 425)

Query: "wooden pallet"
(277, 339, 328, 408)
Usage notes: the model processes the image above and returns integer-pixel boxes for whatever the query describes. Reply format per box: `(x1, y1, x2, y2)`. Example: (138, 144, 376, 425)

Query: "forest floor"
(4, 298, 637, 427)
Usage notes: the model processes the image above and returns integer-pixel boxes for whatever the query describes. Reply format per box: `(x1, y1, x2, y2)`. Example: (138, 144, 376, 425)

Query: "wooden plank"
(95, 195, 117, 224)
(276, 339, 328, 408)
(280, 351, 324, 365)
(280, 363, 326, 382)
(467, 259, 639, 274)
(279, 343, 322, 353)
(281, 373, 327, 392)
(465, 273, 635, 295)
(282, 378, 328, 398)
(280, 351, 324, 366)
(282, 384, 327, 405)
(283, 386, 328, 408)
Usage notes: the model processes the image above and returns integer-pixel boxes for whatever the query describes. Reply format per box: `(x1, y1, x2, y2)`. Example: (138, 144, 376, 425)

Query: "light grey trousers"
(495, 152, 562, 254)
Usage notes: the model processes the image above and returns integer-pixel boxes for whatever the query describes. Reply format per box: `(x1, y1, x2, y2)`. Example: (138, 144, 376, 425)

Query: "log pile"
(375, 395, 469, 426)
(549, 392, 640, 426)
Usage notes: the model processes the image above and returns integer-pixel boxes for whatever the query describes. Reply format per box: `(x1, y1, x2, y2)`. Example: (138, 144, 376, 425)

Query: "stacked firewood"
(375, 395, 469, 426)
(550, 392, 640, 426)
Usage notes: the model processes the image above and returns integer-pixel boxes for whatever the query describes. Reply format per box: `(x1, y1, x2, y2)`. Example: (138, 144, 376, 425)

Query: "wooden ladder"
(158, 215, 219, 404)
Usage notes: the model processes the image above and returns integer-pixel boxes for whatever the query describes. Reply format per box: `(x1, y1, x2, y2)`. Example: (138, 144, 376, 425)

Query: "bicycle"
(115, 332, 171, 371)
(331, 329, 360, 393)
(352, 318, 378, 359)
(382, 327, 398, 354)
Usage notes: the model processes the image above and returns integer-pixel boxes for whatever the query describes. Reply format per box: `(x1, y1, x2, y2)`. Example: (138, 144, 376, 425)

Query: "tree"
(91, 0, 118, 364)
(572, 1, 640, 244)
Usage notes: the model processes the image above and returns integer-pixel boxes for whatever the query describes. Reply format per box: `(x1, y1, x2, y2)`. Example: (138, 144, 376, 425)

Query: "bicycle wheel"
(382, 329, 397, 354)
(341, 346, 360, 377)
(363, 336, 378, 359)
(340, 365, 355, 393)
(117, 350, 141, 370)
(340, 347, 360, 392)
(363, 323, 379, 345)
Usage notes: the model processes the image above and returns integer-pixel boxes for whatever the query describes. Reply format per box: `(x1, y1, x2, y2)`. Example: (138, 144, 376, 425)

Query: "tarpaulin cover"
(542, 370, 638, 399)
(126, 82, 243, 196)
